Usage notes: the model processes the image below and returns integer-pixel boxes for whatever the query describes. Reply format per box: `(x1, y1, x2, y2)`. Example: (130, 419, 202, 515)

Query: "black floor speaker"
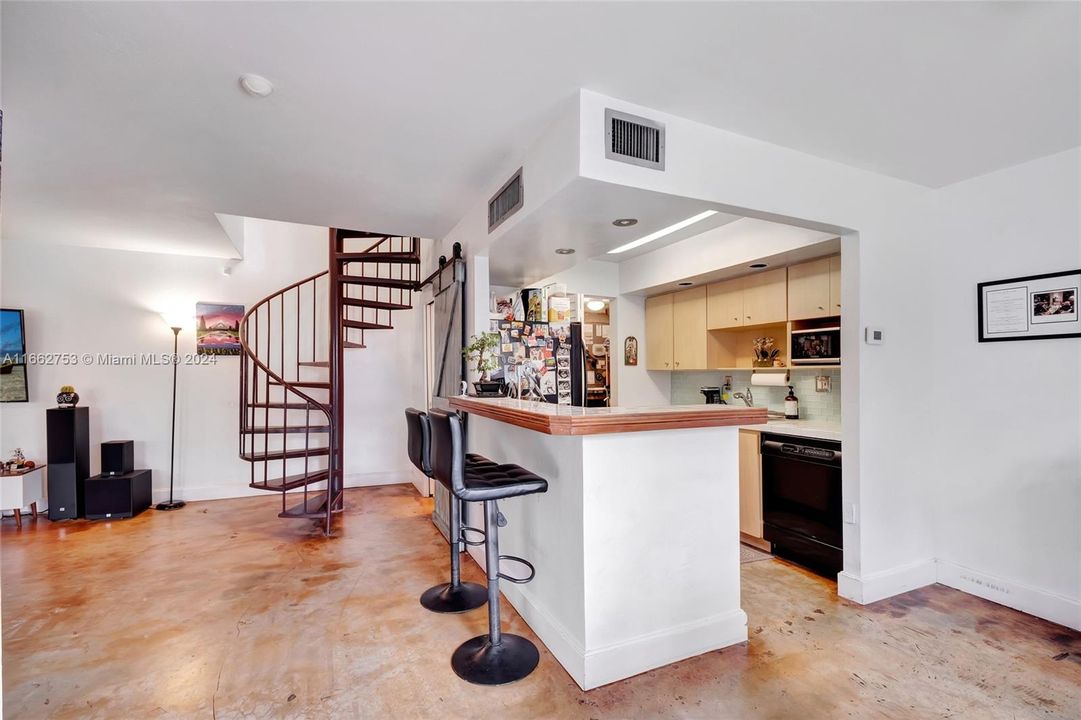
(101, 440, 134, 475)
(85, 469, 152, 520)
(46, 407, 90, 520)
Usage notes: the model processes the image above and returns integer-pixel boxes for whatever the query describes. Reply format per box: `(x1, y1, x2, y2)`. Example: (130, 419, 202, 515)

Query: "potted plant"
(752, 337, 781, 368)
(56, 385, 80, 407)
(462, 333, 505, 395)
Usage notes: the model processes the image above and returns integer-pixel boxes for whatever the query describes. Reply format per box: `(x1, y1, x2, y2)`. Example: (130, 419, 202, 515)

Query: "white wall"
(0, 218, 425, 503)
(927, 149, 1081, 629)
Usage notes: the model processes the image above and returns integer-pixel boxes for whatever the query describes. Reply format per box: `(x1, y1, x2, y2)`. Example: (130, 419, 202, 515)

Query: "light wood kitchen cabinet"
(787, 257, 833, 320)
(739, 429, 763, 539)
(707, 278, 744, 330)
(645, 293, 674, 370)
(672, 286, 708, 369)
(829, 255, 842, 313)
(741, 268, 788, 326)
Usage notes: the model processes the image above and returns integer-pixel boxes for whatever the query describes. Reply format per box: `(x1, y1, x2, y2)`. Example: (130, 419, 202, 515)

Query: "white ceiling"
(487, 178, 744, 287)
(3, 2, 1078, 256)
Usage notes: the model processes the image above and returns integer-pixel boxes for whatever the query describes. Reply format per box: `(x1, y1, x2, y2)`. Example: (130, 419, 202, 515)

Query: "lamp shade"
(160, 311, 190, 331)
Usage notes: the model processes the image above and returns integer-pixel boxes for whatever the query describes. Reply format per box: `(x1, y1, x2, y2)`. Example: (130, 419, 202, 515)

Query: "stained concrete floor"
(2, 484, 1079, 720)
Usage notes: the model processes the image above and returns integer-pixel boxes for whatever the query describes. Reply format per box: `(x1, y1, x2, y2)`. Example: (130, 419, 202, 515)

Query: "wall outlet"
(815, 375, 831, 392)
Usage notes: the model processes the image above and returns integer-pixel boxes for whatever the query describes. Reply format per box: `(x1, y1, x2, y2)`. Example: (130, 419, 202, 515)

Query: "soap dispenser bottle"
(784, 385, 800, 420)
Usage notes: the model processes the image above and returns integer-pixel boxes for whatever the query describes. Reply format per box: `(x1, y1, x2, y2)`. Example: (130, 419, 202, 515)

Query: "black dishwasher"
(760, 434, 843, 577)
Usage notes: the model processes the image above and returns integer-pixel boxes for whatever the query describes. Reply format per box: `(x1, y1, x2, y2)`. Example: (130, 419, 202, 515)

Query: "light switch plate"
(865, 326, 884, 345)
(815, 375, 831, 392)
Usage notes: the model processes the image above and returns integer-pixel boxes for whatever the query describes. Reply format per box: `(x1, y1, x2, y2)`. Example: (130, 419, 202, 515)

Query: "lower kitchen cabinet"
(738, 429, 766, 544)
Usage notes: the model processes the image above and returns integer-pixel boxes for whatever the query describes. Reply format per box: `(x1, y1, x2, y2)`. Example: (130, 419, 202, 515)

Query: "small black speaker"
(85, 469, 152, 520)
(101, 440, 134, 476)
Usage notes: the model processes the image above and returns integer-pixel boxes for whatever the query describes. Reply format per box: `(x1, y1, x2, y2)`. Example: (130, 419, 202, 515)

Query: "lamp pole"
(156, 326, 186, 511)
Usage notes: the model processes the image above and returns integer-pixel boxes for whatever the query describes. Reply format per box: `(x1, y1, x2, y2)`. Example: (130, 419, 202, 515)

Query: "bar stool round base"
(451, 633, 539, 685)
(419, 582, 488, 614)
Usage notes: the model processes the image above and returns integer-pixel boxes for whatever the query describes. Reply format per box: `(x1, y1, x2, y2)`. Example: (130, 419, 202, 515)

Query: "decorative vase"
(56, 391, 80, 408)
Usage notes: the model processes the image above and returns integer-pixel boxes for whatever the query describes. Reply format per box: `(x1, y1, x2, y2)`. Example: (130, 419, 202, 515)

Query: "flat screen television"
(1, 308, 28, 402)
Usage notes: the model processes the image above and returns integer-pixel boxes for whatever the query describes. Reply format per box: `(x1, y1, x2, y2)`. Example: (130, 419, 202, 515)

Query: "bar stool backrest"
(404, 407, 433, 477)
(429, 408, 466, 496)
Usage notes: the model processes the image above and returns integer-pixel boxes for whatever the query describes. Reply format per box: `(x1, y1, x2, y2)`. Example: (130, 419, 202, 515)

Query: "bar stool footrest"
(497, 554, 536, 584)
(460, 524, 487, 546)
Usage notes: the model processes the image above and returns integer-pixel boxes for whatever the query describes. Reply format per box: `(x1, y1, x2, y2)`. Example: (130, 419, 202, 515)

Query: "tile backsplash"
(671, 368, 841, 422)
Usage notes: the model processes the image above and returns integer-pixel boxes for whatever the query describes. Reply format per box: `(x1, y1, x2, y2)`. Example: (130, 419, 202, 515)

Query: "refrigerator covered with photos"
(489, 288, 592, 405)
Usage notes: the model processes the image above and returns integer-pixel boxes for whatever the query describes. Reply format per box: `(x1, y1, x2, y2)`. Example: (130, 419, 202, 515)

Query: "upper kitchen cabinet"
(707, 268, 786, 330)
(829, 255, 842, 314)
(707, 279, 744, 330)
(787, 257, 834, 320)
(672, 286, 708, 369)
(645, 293, 674, 370)
(741, 268, 788, 326)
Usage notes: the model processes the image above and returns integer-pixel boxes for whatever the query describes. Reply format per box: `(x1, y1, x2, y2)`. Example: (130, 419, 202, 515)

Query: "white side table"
(1, 465, 46, 528)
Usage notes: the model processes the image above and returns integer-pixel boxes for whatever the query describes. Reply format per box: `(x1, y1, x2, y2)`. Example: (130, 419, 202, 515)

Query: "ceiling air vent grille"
(605, 109, 665, 170)
(488, 168, 524, 233)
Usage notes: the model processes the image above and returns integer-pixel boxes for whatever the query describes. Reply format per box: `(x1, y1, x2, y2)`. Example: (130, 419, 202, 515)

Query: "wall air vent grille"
(605, 109, 665, 170)
(488, 168, 524, 233)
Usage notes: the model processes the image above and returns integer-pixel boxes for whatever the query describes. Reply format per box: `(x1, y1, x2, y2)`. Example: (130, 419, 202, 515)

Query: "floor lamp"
(157, 320, 186, 511)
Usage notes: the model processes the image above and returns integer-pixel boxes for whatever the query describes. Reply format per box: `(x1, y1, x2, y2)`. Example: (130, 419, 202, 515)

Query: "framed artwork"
(978, 269, 1080, 342)
(1, 308, 29, 402)
(624, 336, 638, 366)
(196, 302, 244, 355)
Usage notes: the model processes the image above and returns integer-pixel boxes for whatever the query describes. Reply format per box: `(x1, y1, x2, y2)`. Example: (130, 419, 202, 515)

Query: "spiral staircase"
(239, 229, 421, 534)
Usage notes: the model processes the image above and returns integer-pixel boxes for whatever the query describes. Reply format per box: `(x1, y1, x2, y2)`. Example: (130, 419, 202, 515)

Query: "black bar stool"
(429, 408, 548, 685)
(405, 408, 489, 614)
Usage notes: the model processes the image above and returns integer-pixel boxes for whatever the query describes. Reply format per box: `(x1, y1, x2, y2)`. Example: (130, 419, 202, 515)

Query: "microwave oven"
(790, 327, 841, 364)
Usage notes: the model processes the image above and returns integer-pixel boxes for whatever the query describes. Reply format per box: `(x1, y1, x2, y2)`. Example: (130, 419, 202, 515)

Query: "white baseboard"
(581, 609, 748, 690)
(936, 560, 1081, 631)
(837, 558, 937, 604)
(497, 582, 587, 687)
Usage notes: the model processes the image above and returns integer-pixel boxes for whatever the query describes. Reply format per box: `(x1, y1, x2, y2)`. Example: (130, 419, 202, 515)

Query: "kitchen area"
(445, 181, 854, 689)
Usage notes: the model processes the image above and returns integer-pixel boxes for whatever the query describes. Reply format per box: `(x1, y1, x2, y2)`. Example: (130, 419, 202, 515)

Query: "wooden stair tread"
(342, 319, 393, 331)
(249, 470, 330, 492)
(241, 425, 332, 434)
(340, 297, 411, 311)
(338, 275, 417, 290)
(337, 252, 419, 264)
(241, 447, 330, 462)
(269, 379, 331, 389)
(279, 491, 329, 519)
(298, 361, 329, 368)
(248, 402, 316, 410)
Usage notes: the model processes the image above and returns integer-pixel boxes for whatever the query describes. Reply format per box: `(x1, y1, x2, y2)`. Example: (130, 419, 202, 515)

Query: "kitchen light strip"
(607, 210, 718, 254)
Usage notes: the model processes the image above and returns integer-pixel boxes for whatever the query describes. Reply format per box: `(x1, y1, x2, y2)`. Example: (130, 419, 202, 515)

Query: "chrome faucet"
(732, 388, 754, 407)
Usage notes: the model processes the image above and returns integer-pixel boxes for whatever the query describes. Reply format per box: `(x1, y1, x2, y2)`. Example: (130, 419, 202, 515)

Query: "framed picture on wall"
(978, 269, 1080, 342)
(624, 336, 638, 365)
(1, 308, 29, 402)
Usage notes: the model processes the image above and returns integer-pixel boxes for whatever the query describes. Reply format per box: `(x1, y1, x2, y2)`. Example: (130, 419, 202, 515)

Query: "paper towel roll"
(751, 371, 790, 387)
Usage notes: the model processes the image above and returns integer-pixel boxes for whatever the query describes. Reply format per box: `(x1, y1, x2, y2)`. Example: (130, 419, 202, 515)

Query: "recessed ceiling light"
(239, 73, 274, 97)
(554, 247, 576, 255)
(749, 262, 769, 269)
(586, 299, 607, 312)
(612, 218, 638, 227)
(677, 281, 694, 286)
(608, 210, 719, 254)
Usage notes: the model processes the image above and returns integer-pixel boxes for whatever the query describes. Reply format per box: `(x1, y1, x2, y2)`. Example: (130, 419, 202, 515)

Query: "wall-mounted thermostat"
(865, 327, 884, 345)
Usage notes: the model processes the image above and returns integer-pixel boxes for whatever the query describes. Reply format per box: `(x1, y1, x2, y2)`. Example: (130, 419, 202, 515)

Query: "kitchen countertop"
(738, 418, 842, 442)
(450, 396, 766, 435)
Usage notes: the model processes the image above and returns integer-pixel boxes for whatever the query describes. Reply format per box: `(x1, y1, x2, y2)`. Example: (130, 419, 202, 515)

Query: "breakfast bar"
(449, 396, 766, 690)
